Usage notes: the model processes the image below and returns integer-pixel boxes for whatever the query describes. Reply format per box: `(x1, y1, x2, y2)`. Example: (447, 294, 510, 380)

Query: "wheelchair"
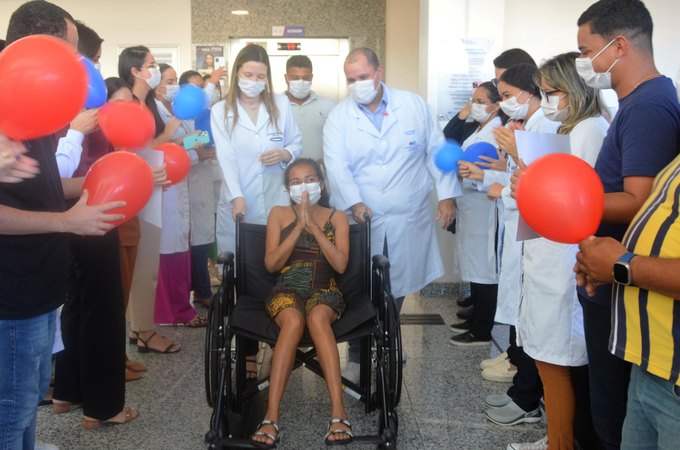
(204, 217, 403, 449)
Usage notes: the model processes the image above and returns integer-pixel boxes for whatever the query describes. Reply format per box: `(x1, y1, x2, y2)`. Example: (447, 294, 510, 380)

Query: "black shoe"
(448, 331, 492, 347)
(457, 308, 472, 320)
(449, 320, 471, 334)
(456, 296, 473, 307)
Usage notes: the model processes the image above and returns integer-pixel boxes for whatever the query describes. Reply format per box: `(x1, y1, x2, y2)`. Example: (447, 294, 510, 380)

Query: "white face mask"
(289, 182, 321, 205)
(499, 91, 530, 121)
(575, 38, 621, 89)
(288, 79, 312, 100)
(137, 66, 161, 89)
(348, 78, 378, 105)
(469, 103, 493, 123)
(540, 93, 569, 122)
(163, 84, 180, 102)
(238, 78, 266, 98)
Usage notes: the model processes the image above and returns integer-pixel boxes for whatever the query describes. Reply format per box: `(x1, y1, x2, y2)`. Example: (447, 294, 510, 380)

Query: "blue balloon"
(434, 140, 464, 172)
(173, 84, 206, 120)
(194, 108, 214, 146)
(461, 141, 498, 163)
(82, 57, 106, 108)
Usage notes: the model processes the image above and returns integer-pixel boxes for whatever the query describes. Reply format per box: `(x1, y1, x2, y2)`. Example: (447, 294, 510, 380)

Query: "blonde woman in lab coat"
(211, 44, 302, 255)
(509, 53, 609, 450)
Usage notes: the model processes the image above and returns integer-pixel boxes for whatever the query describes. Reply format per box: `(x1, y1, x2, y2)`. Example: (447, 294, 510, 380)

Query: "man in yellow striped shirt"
(575, 153, 680, 448)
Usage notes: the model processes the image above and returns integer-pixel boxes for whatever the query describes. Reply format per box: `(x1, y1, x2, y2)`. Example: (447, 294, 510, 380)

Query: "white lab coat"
(324, 85, 461, 298)
(156, 100, 191, 254)
(486, 109, 560, 326)
(452, 117, 501, 284)
(518, 115, 608, 366)
(211, 94, 302, 254)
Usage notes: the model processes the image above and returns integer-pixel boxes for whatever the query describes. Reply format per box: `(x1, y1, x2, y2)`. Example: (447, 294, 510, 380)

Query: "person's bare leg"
(252, 308, 305, 445)
(307, 305, 350, 443)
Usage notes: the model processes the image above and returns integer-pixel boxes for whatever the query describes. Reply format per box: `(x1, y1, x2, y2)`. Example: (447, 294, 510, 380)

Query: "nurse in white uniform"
(448, 81, 502, 346)
(211, 45, 302, 255)
(514, 53, 608, 450)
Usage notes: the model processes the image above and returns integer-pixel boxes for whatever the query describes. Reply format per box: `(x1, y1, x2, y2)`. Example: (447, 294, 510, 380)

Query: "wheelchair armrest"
(216, 251, 234, 266)
(372, 254, 390, 270)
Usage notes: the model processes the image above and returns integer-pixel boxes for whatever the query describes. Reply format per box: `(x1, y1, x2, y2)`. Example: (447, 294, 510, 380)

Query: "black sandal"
(251, 419, 279, 448)
(324, 418, 353, 446)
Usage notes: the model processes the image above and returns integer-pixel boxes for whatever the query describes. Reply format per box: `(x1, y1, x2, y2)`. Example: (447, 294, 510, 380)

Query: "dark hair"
(159, 63, 172, 76)
(6, 0, 74, 45)
(284, 158, 330, 208)
(0, 40, 6, 52)
(104, 77, 129, 100)
(477, 81, 509, 124)
(180, 70, 203, 85)
(202, 52, 214, 69)
(286, 55, 313, 72)
(346, 47, 380, 69)
(578, 0, 653, 53)
(499, 63, 541, 98)
(75, 20, 103, 61)
(493, 48, 537, 70)
(118, 45, 164, 136)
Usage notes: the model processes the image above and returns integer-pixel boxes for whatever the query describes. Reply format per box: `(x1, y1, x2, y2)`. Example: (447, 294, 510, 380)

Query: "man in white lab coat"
(323, 48, 461, 382)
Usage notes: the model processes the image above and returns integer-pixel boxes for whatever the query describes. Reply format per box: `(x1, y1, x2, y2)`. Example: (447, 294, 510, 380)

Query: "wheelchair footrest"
(352, 434, 388, 445)
(207, 437, 270, 449)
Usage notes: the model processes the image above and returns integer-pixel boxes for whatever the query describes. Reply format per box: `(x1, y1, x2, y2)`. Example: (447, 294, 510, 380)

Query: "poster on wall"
(196, 45, 224, 73)
(437, 37, 494, 121)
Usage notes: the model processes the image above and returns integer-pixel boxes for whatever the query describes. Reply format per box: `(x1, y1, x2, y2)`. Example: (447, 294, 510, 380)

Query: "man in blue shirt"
(574, 1, 680, 448)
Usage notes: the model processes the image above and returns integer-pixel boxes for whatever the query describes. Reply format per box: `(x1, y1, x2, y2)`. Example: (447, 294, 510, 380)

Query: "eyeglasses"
(470, 98, 491, 105)
(143, 63, 158, 70)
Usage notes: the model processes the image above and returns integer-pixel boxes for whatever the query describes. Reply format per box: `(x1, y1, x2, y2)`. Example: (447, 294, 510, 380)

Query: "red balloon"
(154, 143, 190, 185)
(0, 35, 87, 140)
(82, 152, 154, 227)
(516, 153, 604, 244)
(98, 101, 155, 149)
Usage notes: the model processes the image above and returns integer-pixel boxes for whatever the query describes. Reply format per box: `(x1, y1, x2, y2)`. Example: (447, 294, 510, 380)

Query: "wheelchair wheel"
(385, 295, 403, 407)
(204, 288, 223, 407)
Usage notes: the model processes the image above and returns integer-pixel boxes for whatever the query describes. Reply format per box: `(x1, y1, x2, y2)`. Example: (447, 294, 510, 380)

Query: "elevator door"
(228, 38, 349, 102)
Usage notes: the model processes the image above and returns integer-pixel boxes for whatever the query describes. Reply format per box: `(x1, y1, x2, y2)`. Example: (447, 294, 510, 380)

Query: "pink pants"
(154, 251, 195, 324)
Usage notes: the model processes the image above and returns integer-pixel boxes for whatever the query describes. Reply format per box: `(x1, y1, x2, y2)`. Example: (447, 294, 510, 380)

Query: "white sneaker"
(481, 358, 517, 382)
(480, 351, 508, 370)
(507, 435, 548, 450)
(341, 361, 361, 385)
(35, 444, 60, 450)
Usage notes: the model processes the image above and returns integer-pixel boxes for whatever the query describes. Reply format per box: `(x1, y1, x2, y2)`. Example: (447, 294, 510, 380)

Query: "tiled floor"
(36, 293, 545, 449)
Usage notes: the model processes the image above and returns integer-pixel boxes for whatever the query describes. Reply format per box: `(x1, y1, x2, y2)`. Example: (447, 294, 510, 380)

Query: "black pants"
(506, 326, 543, 412)
(53, 231, 126, 420)
(579, 294, 631, 450)
(469, 282, 498, 340)
(571, 364, 603, 450)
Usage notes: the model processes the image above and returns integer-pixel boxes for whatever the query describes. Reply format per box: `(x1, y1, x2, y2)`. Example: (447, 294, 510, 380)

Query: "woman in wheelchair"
(252, 158, 352, 447)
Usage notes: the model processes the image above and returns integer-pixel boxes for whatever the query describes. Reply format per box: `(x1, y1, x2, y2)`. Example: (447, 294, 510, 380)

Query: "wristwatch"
(613, 252, 636, 286)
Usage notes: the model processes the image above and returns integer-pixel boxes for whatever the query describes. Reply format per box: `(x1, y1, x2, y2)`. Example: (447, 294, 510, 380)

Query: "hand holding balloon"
(62, 190, 126, 235)
(457, 161, 484, 181)
(70, 109, 99, 135)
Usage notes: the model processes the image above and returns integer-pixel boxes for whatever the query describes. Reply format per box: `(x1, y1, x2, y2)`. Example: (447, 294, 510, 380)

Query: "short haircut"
(179, 70, 203, 85)
(75, 20, 103, 61)
(493, 48, 537, 70)
(6, 0, 74, 45)
(498, 63, 541, 98)
(346, 47, 380, 69)
(286, 55, 313, 72)
(158, 63, 173, 75)
(578, 0, 653, 53)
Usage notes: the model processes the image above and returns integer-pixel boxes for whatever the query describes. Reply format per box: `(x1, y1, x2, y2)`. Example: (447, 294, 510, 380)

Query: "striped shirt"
(611, 154, 680, 384)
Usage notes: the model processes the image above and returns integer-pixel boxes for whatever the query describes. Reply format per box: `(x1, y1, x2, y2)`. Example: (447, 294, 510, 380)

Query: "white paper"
(515, 130, 570, 166)
(515, 131, 571, 241)
(136, 149, 164, 228)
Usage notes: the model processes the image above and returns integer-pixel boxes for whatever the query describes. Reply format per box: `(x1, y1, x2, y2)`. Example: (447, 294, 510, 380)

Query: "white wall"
(0, 0, 192, 80)
(504, 0, 680, 81)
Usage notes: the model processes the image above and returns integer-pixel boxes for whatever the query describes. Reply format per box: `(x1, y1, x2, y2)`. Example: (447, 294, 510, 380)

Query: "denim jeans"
(579, 294, 631, 450)
(622, 365, 680, 450)
(0, 309, 57, 450)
